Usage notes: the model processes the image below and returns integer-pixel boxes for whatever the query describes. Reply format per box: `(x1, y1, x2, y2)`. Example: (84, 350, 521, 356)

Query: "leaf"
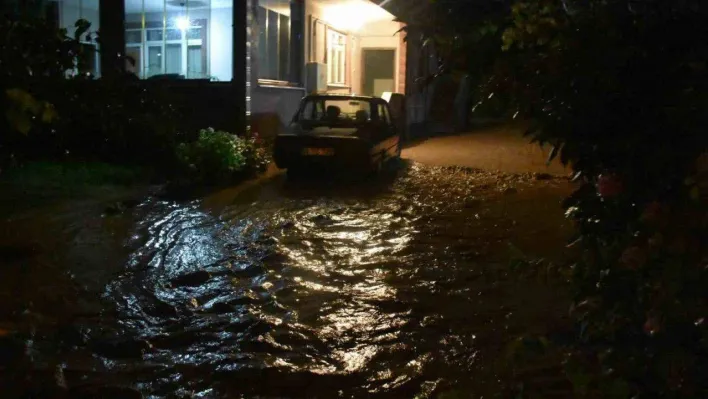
(547, 144, 560, 165)
(125, 54, 136, 67)
(394, 26, 408, 35)
(570, 171, 583, 182)
(601, 378, 630, 397)
(6, 108, 33, 135)
(567, 370, 592, 395)
(6, 88, 38, 112)
(41, 103, 58, 124)
(74, 18, 91, 41)
(690, 186, 700, 202)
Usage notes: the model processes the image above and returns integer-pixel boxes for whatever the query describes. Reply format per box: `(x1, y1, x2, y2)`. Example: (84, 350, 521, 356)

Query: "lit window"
(123, 0, 233, 81)
(327, 28, 346, 85)
(47, 0, 101, 77)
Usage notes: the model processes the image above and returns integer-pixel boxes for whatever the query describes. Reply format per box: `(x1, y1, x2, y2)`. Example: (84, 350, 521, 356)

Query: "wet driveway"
(0, 162, 572, 398)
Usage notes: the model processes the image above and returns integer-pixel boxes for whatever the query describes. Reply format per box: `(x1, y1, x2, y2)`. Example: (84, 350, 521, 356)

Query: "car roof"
(302, 94, 383, 102)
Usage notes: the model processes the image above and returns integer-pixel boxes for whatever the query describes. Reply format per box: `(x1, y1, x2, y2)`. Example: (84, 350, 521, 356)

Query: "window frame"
(256, 3, 298, 86)
(325, 27, 347, 86)
(377, 103, 391, 125)
(125, 20, 207, 79)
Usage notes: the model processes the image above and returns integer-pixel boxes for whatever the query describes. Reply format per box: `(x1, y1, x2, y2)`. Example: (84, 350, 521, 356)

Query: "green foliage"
(395, 0, 516, 119)
(494, 1, 708, 396)
(1, 161, 143, 190)
(48, 79, 185, 166)
(0, 14, 93, 139)
(176, 128, 269, 183)
(0, 12, 187, 174)
(405, 0, 708, 395)
(5, 88, 57, 135)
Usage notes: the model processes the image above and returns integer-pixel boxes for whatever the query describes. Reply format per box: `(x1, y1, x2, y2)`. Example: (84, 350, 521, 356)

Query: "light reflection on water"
(0, 164, 571, 397)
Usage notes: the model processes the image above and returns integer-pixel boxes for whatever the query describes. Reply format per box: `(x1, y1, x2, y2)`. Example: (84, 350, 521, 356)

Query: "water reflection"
(0, 164, 572, 397)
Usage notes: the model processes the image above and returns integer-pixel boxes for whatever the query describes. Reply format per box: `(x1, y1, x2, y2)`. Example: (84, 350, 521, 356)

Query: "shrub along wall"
(1, 13, 264, 185)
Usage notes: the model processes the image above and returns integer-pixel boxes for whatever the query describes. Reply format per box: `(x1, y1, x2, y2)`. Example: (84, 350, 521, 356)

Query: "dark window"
(257, 0, 300, 83)
(278, 13, 290, 81)
(378, 103, 391, 124)
(257, 6, 268, 78)
(125, 30, 142, 43)
(266, 9, 279, 79)
(146, 29, 163, 41)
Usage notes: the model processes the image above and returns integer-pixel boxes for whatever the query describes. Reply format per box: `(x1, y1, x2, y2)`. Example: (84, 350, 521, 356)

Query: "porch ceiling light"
(322, 0, 394, 32)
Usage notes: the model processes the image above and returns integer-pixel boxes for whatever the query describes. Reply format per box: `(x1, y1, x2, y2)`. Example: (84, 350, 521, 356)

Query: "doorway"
(362, 49, 395, 98)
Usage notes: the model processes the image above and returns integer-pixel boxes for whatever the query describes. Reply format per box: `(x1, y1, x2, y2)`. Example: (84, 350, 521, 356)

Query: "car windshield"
(296, 97, 377, 127)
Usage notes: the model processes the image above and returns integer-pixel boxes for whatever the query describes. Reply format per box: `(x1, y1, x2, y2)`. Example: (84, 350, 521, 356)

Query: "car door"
(377, 102, 400, 159)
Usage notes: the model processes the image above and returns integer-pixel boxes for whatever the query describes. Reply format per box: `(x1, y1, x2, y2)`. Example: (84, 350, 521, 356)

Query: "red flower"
(597, 174, 623, 198)
(644, 316, 661, 335)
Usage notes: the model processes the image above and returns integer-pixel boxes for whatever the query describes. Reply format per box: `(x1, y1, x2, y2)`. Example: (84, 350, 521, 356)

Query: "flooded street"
(0, 162, 573, 398)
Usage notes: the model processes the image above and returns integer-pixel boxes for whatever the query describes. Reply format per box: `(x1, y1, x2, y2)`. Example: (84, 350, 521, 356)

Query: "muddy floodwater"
(0, 163, 573, 398)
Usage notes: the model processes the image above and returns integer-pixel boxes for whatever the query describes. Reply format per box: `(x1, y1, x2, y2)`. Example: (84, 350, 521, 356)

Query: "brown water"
(0, 163, 573, 398)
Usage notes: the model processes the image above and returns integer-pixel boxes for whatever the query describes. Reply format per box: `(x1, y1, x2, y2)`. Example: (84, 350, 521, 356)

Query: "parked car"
(273, 94, 401, 175)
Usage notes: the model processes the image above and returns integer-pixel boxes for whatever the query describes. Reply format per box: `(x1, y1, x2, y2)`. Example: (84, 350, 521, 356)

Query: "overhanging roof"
(369, 0, 429, 23)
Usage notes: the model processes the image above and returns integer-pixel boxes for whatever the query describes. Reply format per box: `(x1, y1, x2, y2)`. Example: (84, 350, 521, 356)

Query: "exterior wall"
(397, 22, 406, 94)
(302, 0, 404, 97)
(250, 0, 306, 138)
(99, 0, 125, 78)
(250, 85, 306, 137)
(404, 27, 437, 138)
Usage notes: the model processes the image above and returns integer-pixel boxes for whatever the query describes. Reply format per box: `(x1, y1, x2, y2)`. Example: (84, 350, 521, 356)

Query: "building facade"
(34, 0, 407, 136)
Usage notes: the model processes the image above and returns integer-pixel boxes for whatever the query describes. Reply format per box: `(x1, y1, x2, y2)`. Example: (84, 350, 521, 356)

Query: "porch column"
(98, 0, 125, 78)
(233, 0, 249, 132)
(290, 0, 305, 85)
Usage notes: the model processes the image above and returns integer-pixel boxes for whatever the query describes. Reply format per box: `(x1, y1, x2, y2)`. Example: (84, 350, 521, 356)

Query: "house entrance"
(362, 49, 395, 97)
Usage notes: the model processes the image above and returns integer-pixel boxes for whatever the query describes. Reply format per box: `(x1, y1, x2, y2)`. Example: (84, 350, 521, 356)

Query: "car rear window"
(298, 98, 377, 125)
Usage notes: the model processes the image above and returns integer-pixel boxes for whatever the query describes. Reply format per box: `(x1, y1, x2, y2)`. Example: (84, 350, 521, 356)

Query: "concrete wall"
(251, 85, 306, 137)
(397, 23, 406, 94)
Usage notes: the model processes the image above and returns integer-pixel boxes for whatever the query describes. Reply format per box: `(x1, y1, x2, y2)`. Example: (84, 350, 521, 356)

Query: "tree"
(404, 0, 708, 395)
(501, 1, 708, 395)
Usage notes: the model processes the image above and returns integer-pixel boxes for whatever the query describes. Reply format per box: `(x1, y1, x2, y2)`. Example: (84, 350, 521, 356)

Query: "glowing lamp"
(176, 16, 190, 31)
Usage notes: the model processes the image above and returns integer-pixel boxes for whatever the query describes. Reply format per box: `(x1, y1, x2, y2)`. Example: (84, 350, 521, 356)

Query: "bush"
(498, 1, 708, 396)
(0, 14, 87, 159)
(175, 128, 269, 183)
(49, 79, 186, 167)
(0, 13, 185, 172)
(0, 161, 143, 191)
